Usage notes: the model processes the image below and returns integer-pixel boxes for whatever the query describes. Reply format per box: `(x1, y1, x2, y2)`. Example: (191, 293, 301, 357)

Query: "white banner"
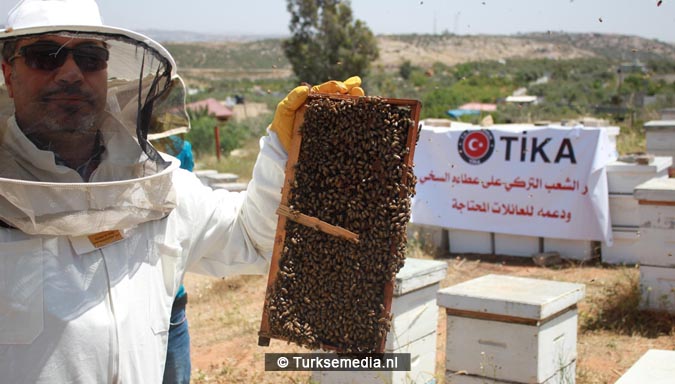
(411, 123, 617, 244)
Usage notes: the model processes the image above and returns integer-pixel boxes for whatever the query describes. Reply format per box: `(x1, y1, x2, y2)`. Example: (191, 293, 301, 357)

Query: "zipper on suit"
(100, 249, 120, 383)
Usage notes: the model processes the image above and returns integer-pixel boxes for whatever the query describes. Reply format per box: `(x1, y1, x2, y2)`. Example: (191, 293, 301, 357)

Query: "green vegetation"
(196, 136, 264, 181)
(519, 32, 675, 63)
(163, 40, 288, 71)
(283, 0, 379, 84)
(186, 110, 271, 159)
(186, 77, 295, 104)
(581, 268, 675, 338)
(164, 33, 675, 161)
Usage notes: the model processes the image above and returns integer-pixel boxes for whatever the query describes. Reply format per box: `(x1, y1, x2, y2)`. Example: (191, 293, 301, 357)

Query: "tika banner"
(411, 123, 617, 244)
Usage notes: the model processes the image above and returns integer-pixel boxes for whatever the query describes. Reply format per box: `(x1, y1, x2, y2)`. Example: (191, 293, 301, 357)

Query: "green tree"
(184, 111, 236, 156)
(283, 0, 379, 84)
(399, 60, 413, 80)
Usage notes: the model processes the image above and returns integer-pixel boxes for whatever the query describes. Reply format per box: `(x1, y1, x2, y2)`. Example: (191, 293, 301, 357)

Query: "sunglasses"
(9, 42, 109, 72)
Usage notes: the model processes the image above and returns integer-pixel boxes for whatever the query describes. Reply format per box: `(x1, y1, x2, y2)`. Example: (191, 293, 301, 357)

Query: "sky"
(1, 0, 674, 42)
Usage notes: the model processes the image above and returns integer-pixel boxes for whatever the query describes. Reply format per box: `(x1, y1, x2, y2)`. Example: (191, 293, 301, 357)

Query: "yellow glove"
(311, 76, 365, 96)
(270, 76, 365, 152)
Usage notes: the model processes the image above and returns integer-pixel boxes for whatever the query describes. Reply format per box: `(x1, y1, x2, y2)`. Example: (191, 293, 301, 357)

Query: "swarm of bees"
(265, 95, 419, 353)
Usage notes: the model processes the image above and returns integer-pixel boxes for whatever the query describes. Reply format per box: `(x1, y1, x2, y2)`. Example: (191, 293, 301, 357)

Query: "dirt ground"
(182, 252, 674, 384)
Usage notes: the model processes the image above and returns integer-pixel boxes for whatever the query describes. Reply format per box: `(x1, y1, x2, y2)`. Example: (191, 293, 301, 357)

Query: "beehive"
(635, 177, 675, 314)
(312, 258, 447, 384)
(605, 157, 671, 194)
(258, 94, 422, 353)
(601, 227, 641, 265)
(437, 274, 585, 384)
(615, 349, 675, 384)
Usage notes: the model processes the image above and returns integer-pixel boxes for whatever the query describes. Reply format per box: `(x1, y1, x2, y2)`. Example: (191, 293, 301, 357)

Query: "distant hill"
(520, 32, 675, 62)
(163, 39, 288, 76)
(137, 29, 286, 43)
(376, 33, 675, 70)
(162, 32, 675, 76)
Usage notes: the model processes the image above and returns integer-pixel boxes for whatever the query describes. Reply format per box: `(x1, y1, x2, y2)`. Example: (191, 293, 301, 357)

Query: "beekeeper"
(0, 0, 363, 382)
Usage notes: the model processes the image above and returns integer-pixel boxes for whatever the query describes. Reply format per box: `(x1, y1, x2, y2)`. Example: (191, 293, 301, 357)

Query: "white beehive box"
(639, 265, 675, 314)
(494, 233, 540, 257)
(193, 169, 217, 185)
(601, 227, 641, 265)
(387, 258, 447, 350)
(644, 120, 675, 164)
(615, 349, 675, 384)
(204, 172, 239, 186)
(312, 258, 447, 384)
(605, 156, 671, 194)
(437, 274, 585, 384)
(211, 182, 248, 192)
(637, 228, 675, 268)
(445, 362, 575, 384)
(608, 193, 640, 227)
(635, 177, 675, 226)
(543, 238, 594, 261)
(448, 229, 493, 255)
(313, 334, 437, 384)
(634, 178, 675, 266)
(638, 204, 675, 230)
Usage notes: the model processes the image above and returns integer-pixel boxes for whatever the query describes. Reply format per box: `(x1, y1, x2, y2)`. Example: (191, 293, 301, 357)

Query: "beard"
(19, 108, 101, 137)
(40, 112, 100, 134)
(18, 84, 105, 136)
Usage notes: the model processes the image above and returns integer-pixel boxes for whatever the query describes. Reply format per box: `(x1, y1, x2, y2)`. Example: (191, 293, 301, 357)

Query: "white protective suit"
(0, 0, 286, 382)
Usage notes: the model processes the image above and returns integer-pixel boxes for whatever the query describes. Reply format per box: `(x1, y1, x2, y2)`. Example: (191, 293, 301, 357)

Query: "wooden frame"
(258, 93, 422, 353)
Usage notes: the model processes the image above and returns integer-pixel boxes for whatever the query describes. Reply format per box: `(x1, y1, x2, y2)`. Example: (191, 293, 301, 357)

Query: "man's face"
(1, 35, 108, 136)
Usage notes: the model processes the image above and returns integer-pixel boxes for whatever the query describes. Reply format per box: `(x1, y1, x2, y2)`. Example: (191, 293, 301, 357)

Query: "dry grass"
(183, 249, 674, 384)
(195, 137, 262, 183)
(615, 126, 647, 156)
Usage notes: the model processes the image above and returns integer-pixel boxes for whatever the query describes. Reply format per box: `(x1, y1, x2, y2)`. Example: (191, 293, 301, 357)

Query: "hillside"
(522, 32, 675, 62)
(162, 32, 675, 77)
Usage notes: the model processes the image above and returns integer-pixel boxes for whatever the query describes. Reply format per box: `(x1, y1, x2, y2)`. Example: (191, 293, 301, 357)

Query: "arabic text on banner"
(411, 123, 617, 244)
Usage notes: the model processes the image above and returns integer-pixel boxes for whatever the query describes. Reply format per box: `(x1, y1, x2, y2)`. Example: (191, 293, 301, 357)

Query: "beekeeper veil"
(0, 0, 190, 236)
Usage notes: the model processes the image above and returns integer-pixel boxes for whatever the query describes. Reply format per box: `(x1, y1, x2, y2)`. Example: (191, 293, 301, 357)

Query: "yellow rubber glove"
(311, 76, 365, 96)
(270, 76, 364, 152)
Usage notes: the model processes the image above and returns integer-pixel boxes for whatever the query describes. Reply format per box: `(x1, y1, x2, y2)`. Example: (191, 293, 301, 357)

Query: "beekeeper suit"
(0, 0, 291, 382)
(0, 0, 364, 381)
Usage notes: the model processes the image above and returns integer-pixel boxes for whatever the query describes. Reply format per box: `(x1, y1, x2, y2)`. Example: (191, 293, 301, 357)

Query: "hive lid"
(394, 258, 448, 296)
(633, 177, 675, 202)
(436, 274, 585, 320)
(634, 178, 675, 203)
(644, 120, 675, 130)
(606, 156, 672, 173)
(615, 349, 675, 384)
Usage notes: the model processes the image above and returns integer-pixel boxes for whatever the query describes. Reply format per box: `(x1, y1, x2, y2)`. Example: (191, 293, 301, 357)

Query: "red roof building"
(185, 98, 233, 121)
(458, 102, 497, 112)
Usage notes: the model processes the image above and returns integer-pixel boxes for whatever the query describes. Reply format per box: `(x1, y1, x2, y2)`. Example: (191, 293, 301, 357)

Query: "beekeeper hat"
(0, 0, 191, 237)
(1, 0, 177, 76)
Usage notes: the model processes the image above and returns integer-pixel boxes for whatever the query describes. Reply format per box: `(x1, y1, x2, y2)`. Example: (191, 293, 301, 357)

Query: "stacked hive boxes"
(602, 157, 672, 264)
(438, 274, 585, 384)
(312, 258, 447, 384)
(644, 120, 675, 176)
(634, 178, 675, 313)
